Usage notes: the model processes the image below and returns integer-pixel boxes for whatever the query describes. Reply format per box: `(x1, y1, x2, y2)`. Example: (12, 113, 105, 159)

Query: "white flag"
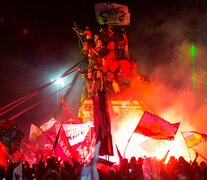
(40, 117, 57, 132)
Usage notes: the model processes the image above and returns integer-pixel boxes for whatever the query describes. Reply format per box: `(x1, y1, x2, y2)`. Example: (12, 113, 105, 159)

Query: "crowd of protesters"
(0, 24, 206, 180)
(1, 152, 207, 180)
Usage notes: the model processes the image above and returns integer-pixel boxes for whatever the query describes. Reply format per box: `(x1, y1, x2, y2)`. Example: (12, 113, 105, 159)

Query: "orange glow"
(81, 79, 206, 164)
(107, 110, 197, 164)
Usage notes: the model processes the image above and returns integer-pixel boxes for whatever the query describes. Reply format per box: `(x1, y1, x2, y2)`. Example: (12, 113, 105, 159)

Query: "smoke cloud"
(125, 2, 207, 162)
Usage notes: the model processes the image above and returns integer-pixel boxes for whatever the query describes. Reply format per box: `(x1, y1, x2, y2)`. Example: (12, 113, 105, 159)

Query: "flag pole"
(188, 149, 192, 162)
(51, 121, 63, 155)
(192, 149, 207, 162)
(123, 130, 134, 158)
(180, 131, 192, 162)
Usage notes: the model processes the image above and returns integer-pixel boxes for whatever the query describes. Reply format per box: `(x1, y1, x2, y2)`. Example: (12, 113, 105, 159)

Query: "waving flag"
(0, 118, 24, 155)
(57, 125, 79, 162)
(140, 139, 167, 154)
(40, 117, 57, 132)
(55, 121, 94, 146)
(0, 128, 24, 155)
(45, 123, 79, 163)
(181, 131, 207, 148)
(29, 124, 43, 142)
(0, 141, 9, 172)
(29, 117, 58, 142)
(134, 111, 180, 140)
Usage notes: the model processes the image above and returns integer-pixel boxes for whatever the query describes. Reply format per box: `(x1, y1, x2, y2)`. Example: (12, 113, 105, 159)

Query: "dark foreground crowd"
(0, 154, 207, 180)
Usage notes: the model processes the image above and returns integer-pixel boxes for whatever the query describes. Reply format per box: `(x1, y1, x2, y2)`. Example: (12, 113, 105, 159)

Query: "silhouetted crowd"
(1, 153, 207, 180)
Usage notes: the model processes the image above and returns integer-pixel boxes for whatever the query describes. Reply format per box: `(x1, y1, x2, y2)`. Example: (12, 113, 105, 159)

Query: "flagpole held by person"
(51, 121, 63, 155)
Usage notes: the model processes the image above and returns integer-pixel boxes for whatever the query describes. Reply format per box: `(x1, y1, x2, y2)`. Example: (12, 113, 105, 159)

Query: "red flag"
(0, 141, 9, 172)
(96, 157, 115, 172)
(134, 111, 180, 140)
(43, 132, 73, 164)
(181, 131, 207, 148)
(45, 123, 79, 163)
(57, 126, 79, 162)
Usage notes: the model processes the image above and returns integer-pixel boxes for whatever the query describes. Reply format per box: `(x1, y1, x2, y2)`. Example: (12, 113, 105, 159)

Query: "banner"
(55, 121, 94, 146)
(95, 3, 130, 26)
(40, 117, 57, 132)
(181, 131, 207, 148)
(134, 111, 180, 140)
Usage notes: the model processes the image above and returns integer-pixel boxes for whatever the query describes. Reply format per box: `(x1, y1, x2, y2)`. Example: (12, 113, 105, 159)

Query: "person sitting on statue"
(94, 34, 108, 58)
(94, 67, 103, 92)
(116, 28, 130, 59)
(94, 34, 103, 52)
(99, 24, 114, 47)
(102, 40, 116, 73)
(87, 45, 103, 70)
(122, 28, 130, 59)
(78, 26, 93, 55)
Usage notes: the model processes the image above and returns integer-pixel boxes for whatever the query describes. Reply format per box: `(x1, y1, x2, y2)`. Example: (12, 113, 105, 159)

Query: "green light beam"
(191, 45, 196, 91)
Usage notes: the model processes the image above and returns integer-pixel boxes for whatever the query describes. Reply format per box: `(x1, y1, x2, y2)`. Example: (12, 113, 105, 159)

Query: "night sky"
(1, 0, 207, 155)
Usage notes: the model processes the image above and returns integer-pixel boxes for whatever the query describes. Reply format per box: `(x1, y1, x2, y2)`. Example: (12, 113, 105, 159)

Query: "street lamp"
(54, 78, 65, 88)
